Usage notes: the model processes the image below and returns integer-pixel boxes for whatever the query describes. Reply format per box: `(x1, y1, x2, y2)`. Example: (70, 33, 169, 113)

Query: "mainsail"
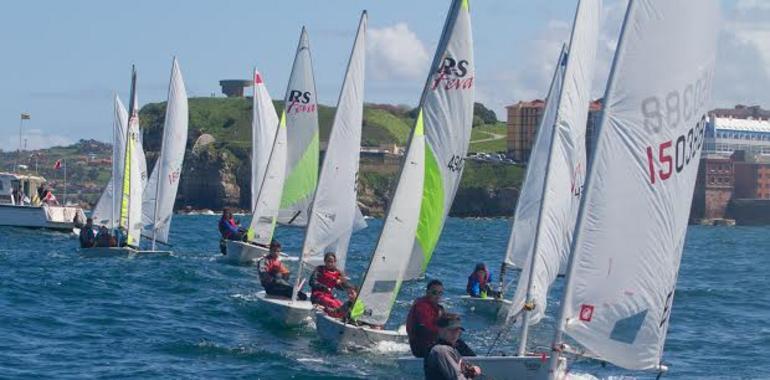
(277, 27, 319, 226)
(550, 0, 719, 372)
(119, 66, 144, 247)
(252, 68, 279, 211)
(405, 0, 474, 280)
(247, 112, 288, 245)
(353, 0, 472, 325)
(92, 95, 128, 228)
(507, 0, 600, 331)
(142, 58, 189, 246)
(299, 12, 367, 271)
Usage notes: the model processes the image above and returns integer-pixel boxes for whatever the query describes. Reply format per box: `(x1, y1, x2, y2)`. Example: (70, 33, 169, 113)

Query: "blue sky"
(1, 0, 768, 150)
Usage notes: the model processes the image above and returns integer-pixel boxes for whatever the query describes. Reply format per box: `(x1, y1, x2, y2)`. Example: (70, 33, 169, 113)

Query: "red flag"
(53, 159, 62, 170)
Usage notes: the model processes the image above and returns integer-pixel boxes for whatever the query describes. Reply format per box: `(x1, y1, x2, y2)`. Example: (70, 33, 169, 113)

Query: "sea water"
(0, 216, 767, 379)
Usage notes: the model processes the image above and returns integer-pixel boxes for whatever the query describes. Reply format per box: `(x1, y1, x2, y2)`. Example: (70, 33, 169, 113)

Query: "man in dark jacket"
(78, 218, 96, 248)
(406, 280, 475, 358)
(424, 314, 481, 380)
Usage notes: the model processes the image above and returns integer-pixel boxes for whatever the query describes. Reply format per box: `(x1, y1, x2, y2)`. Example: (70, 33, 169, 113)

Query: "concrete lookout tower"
(219, 79, 253, 97)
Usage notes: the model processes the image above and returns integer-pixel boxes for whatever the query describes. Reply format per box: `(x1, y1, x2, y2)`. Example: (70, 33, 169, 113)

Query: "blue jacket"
(466, 271, 493, 297)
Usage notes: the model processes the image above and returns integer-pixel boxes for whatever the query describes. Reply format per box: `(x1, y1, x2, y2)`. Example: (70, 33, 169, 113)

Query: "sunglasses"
(428, 289, 444, 296)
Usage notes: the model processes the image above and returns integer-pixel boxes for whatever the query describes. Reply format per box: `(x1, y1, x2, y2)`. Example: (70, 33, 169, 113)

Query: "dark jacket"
(424, 340, 469, 380)
(406, 296, 444, 357)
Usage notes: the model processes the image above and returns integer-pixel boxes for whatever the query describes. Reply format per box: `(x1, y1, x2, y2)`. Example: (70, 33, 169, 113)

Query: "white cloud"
(1, 128, 74, 151)
(367, 23, 430, 81)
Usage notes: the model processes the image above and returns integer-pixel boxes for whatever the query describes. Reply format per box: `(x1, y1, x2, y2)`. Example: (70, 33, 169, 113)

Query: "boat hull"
(460, 295, 513, 317)
(222, 240, 269, 265)
(0, 204, 85, 231)
(315, 312, 407, 351)
(396, 354, 565, 380)
(255, 291, 314, 327)
(79, 247, 172, 258)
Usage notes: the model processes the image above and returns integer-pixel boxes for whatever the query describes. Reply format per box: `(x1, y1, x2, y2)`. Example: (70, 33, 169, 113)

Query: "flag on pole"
(21, 113, 31, 120)
(53, 159, 62, 170)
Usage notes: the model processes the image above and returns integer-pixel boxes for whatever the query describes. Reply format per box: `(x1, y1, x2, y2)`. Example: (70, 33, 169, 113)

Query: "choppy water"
(0, 216, 767, 379)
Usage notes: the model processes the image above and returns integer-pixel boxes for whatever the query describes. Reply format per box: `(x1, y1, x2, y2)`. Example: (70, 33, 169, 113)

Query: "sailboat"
(315, 0, 473, 350)
(141, 57, 189, 252)
(92, 95, 129, 229)
(82, 66, 166, 256)
(256, 12, 367, 327)
(546, 1, 719, 378)
(276, 27, 320, 227)
(220, 68, 280, 265)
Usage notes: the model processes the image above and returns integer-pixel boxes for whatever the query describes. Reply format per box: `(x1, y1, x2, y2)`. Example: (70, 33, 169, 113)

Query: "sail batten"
(550, 0, 720, 371)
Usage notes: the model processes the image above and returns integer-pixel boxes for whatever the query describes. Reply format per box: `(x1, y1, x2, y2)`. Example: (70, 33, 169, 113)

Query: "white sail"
(247, 112, 288, 246)
(252, 68, 280, 211)
(508, 0, 600, 327)
(552, 0, 719, 371)
(134, 91, 148, 202)
(92, 95, 128, 228)
(353, 0, 473, 325)
(119, 67, 144, 247)
(278, 27, 320, 226)
(354, 111, 426, 326)
(300, 12, 367, 271)
(406, 0, 474, 279)
(142, 58, 188, 245)
(504, 48, 566, 273)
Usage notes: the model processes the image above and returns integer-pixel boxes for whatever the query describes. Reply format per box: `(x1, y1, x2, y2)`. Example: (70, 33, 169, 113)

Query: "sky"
(0, 0, 768, 151)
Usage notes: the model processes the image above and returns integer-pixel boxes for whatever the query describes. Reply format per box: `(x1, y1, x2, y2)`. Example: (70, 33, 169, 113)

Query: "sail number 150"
(644, 115, 706, 185)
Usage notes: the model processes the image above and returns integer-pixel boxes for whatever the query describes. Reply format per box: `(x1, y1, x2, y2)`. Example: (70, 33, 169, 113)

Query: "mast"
(547, 1, 635, 376)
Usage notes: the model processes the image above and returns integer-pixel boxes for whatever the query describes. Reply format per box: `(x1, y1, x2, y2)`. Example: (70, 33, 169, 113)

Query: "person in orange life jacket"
(309, 252, 348, 311)
(424, 313, 481, 380)
(257, 239, 307, 300)
(406, 280, 476, 358)
(218, 209, 246, 241)
(466, 262, 500, 298)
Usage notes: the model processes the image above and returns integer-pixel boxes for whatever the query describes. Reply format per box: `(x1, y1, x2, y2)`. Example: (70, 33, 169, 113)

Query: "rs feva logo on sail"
(431, 56, 473, 91)
(286, 90, 316, 114)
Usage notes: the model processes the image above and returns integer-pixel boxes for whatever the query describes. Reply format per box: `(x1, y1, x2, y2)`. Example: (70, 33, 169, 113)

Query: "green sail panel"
(405, 0, 475, 280)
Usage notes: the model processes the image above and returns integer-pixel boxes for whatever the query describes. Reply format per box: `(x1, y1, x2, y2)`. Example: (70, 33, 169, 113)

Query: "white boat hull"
(315, 312, 407, 351)
(460, 295, 513, 317)
(79, 247, 172, 258)
(255, 291, 314, 327)
(0, 204, 85, 231)
(222, 240, 269, 265)
(396, 354, 566, 380)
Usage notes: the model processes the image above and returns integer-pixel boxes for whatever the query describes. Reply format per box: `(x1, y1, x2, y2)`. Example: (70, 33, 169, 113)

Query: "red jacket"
(309, 266, 343, 295)
(406, 296, 444, 357)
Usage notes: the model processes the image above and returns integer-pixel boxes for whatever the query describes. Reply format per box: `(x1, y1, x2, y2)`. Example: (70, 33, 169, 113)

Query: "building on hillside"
(505, 98, 603, 163)
(219, 80, 253, 97)
(506, 99, 545, 162)
(691, 154, 734, 221)
(711, 104, 770, 120)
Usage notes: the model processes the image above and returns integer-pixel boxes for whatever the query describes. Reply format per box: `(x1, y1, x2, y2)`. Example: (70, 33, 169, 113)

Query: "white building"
(704, 116, 770, 155)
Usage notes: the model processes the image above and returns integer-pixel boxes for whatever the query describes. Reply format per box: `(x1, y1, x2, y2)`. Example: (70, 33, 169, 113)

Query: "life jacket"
(311, 266, 342, 294)
(218, 217, 239, 238)
(258, 256, 289, 286)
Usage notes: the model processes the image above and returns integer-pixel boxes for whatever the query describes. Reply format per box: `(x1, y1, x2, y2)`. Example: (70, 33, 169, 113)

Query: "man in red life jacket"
(257, 239, 307, 300)
(309, 252, 349, 314)
(407, 279, 475, 358)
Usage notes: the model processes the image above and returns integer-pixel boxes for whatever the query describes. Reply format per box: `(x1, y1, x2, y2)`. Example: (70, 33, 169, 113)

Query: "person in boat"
(40, 185, 58, 205)
(424, 313, 482, 380)
(114, 226, 128, 247)
(407, 279, 476, 358)
(257, 239, 308, 300)
(219, 208, 246, 241)
(466, 262, 500, 299)
(325, 284, 357, 319)
(11, 186, 22, 205)
(95, 226, 115, 247)
(79, 217, 96, 248)
(309, 252, 349, 312)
